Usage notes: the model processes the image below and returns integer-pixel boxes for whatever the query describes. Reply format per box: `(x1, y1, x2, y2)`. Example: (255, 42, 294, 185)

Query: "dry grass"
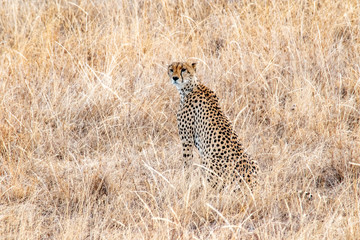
(1, 0, 360, 239)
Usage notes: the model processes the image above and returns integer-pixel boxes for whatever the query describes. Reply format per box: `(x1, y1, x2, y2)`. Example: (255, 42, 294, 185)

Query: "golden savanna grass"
(1, 0, 360, 239)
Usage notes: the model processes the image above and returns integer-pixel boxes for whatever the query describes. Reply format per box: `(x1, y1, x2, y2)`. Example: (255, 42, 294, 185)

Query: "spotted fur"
(169, 62, 259, 189)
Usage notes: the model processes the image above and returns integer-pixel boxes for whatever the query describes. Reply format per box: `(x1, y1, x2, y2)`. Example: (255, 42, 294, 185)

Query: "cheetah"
(168, 62, 259, 190)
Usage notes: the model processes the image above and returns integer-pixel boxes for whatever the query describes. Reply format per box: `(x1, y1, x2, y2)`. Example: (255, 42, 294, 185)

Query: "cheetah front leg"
(177, 124, 194, 168)
(181, 140, 194, 168)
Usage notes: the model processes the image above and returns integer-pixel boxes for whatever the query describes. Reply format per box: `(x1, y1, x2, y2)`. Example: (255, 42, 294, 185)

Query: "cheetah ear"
(191, 62, 197, 72)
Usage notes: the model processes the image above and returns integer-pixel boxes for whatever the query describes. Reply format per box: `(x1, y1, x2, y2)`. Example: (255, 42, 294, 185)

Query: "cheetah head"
(168, 62, 197, 90)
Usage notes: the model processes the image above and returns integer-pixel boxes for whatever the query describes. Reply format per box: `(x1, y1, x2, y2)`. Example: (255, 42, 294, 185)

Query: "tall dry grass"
(1, 0, 360, 239)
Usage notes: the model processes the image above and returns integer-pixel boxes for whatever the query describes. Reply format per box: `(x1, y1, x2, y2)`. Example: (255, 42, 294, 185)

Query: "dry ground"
(1, 0, 360, 239)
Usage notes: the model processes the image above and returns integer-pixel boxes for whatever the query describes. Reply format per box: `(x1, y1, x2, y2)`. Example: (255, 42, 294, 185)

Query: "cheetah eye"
(169, 69, 173, 73)
(181, 68, 186, 72)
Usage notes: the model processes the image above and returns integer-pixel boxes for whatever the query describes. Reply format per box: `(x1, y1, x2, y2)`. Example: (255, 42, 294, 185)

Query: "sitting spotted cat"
(169, 62, 259, 190)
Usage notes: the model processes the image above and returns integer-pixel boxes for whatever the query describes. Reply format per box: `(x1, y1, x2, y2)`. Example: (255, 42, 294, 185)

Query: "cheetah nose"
(173, 76, 179, 81)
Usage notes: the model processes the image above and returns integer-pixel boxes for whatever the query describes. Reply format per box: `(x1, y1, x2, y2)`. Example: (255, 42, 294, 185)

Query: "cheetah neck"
(178, 77, 199, 103)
